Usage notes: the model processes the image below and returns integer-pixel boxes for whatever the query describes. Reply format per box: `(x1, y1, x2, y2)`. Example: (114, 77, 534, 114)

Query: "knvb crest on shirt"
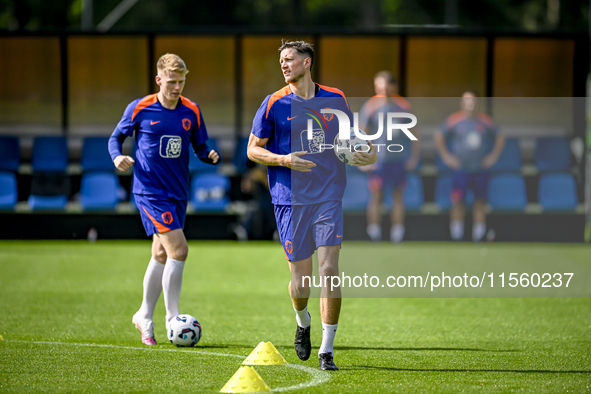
(182, 118, 191, 131)
(160, 135, 182, 158)
(162, 211, 174, 225)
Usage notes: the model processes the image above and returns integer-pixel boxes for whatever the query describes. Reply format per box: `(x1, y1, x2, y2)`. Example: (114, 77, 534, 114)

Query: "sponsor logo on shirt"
(301, 128, 325, 154)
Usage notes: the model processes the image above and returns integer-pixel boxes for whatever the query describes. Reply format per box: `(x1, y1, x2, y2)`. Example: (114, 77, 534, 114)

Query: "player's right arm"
(434, 131, 461, 170)
(248, 94, 316, 172)
(434, 116, 461, 170)
(113, 152, 135, 172)
(247, 134, 316, 172)
(109, 100, 137, 172)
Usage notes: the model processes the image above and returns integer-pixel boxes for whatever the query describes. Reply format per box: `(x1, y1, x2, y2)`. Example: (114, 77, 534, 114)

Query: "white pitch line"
(5, 340, 330, 392)
(272, 363, 331, 392)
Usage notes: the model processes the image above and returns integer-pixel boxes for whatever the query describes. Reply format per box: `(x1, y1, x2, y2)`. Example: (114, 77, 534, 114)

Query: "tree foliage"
(0, 0, 588, 32)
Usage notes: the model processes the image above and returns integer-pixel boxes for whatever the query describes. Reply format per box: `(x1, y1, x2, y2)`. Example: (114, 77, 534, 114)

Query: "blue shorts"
(451, 171, 489, 203)
(134, 194, 187, 236)
(368, 162, 407, 193)
(274, 200, 343, 261)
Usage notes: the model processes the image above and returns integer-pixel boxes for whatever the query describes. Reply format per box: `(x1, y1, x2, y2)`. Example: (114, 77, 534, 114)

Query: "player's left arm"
(192, 142, 219, 164)
(352, 140, 378, 167)
(341, 95, 377, 167)
(481, 120, 505, 169)
(190, 108, 219, 165)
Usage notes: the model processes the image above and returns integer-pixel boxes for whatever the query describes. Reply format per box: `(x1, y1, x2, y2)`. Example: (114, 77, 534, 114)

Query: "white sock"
(367, 224, 382, 242)
(135, 258, 164, 321)
(318, 322, 338, 355)
(163, 258, 185, 323)
(473, 222, 486, 242)
(390, 224, 405, 243)
(294, 305, 311, 328)
(450, 220, 464, 240)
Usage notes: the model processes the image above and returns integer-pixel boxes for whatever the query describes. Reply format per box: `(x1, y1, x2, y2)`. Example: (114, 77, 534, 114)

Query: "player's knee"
(318, 263, 339, 279)
(292, 275, 311, 290)
(153, 247, 167, 263)
(170, 246, 188, 261)
(154, 252, 167, 263)
(291, 280, 311, 298)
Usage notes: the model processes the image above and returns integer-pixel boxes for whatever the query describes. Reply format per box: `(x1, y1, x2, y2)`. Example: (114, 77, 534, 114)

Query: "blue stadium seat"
(232, 137, 251, 174)
(383, 173, 424, 211)
(189, 138, 219, 174)
(489, 138, 522, 172)
(434, 173, 474, 210)
(0, 171, 18, 209)
(81, 137, 114, 172)
(487, 174, 527, 211)
(535, 137, 571, 171)
(538, 173, 578, 211)
(190, 173, 230, 212)
(28, 195, 68, 210)
(0, 136, 20, 172)
(32, 136, 69, 172)
(80, 172, 120, 211)
(342, 173, 369, 212)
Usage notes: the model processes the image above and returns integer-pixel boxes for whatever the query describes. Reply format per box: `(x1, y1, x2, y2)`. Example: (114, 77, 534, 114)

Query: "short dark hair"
(374, 71, 397, 86)
(279, 39, 314, 70)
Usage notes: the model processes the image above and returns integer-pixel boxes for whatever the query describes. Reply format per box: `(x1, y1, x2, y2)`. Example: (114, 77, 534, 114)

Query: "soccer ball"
(334, 127, 369, 165)
(167, 314, 202, 347)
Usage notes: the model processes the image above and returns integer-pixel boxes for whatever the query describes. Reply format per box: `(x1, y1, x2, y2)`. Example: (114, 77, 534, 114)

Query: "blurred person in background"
(434, 90, 505, 242)
(359, 71, 420, 243)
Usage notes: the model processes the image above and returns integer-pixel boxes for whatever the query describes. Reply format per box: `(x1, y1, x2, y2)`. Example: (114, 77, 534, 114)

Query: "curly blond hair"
(157, 53, 189, 76)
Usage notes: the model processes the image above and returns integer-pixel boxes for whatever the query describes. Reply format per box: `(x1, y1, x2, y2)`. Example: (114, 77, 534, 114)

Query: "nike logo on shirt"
(287, 116, 298, 121)
(150, 121, 161, 125)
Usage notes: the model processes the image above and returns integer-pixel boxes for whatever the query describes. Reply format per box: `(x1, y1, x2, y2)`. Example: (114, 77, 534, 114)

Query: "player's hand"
(481, 153, 497, 169)
(352, 141, 378, 167)
(442, 154, 461, 170)
(208, 150, 220, 164)
(114, 155, 135, 172)
(283, 151, 316, 172)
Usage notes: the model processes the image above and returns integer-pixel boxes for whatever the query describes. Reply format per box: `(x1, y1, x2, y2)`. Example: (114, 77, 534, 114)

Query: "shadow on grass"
(334, 346, 520, 352)
(346, 365, 591, 374)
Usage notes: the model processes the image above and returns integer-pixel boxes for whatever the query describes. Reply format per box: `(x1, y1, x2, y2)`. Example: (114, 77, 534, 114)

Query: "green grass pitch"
(0, 240, 590, 393)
